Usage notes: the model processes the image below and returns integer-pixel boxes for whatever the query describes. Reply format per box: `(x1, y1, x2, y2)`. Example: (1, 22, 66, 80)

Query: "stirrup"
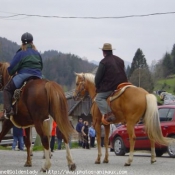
(102, 112, 116, 125)
(3, 109, 14, 120)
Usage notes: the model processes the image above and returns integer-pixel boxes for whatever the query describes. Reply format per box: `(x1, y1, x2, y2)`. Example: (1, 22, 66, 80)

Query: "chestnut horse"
(73, 73, 174, 166)
(0, 62, 76, 171)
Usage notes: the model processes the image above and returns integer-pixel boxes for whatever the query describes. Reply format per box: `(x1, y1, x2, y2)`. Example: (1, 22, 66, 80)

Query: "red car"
(110, 105, 175, 157)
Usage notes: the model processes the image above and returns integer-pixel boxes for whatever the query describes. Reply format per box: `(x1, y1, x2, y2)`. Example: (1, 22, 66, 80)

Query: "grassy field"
(154, 77, 175, 95)
(0, 141, 80, 151)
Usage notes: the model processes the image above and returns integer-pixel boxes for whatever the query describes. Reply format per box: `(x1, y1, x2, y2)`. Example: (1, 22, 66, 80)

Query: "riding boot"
(3, 80, 16, 119)
(105, 112, 116, 122)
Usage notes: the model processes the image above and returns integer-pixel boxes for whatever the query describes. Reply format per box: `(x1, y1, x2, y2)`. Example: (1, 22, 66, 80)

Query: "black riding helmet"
(21, 32, 33, 44)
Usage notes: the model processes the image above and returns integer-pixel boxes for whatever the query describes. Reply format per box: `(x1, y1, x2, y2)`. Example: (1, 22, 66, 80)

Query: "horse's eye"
(76, 83, 79, 86)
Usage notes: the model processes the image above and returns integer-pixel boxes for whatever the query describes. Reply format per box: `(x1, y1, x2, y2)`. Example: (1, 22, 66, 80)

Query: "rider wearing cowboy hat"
(94, 43, 128, 123)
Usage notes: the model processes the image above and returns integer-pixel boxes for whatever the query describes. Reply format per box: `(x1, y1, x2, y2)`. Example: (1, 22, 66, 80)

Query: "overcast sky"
(1, 0, 175, 65)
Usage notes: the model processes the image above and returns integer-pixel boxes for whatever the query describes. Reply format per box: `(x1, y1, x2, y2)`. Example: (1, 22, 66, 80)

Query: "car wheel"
(167, 135, 175, 158)
(155, 150, 165, 157)
(113, 137, 125, 156)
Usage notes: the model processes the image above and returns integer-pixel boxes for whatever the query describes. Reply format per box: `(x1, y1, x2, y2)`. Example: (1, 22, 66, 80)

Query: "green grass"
(154, 76, 175, 95)
(0, 145, 12, 150)
(0, 142, 80, 151)
(33, 141, 79, 151)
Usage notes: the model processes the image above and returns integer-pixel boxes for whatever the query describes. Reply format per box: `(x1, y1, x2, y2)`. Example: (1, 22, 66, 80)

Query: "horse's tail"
(144, 94, 174, 146)
(45, 81, 75, 143)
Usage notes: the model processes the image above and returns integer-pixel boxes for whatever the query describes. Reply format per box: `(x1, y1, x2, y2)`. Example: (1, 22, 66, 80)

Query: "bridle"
(73, 74, 87, 100)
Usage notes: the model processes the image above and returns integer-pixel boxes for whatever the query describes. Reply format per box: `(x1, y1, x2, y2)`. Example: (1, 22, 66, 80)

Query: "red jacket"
(51, 121, 57, 136)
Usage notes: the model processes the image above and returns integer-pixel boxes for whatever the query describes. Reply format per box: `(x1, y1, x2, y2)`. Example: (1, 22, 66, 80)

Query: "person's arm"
(81, 126, 86, 136)
(89, 128, 92, 137)
(7, 52, 22, 76)
(95, 63, 106, 88)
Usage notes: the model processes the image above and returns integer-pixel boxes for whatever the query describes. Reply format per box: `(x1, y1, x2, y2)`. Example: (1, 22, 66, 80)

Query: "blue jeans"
(95, 91, 113, 115)
(12, 136, 24, 150)
(57, 138, 62, 150)
(13, 73, 41, 88)
(50, 136, 55, 152)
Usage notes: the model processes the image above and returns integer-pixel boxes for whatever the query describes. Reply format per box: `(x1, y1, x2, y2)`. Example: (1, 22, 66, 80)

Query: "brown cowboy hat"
(100, 43, 115, 50)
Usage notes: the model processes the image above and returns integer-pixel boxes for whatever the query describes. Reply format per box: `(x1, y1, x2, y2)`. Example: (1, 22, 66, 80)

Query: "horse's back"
(110, 86, 148, 123)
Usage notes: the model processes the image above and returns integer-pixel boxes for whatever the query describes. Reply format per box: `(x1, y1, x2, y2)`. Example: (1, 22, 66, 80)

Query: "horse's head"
(73, 72, 89, 101)
(0, 62, 10, 91)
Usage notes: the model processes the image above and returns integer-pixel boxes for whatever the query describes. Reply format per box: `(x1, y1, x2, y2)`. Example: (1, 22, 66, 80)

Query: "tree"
(129, 48, 154, 92)
(128, 48, 148, 78)
(129, 68, 154, 92)
(126, 65, 131, 79)
(162, 53, 173, 77)
(171, 44, 175, 74)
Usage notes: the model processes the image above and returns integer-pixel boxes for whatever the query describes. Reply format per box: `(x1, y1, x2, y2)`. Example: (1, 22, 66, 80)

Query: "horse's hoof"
(24, 162, 32, 167)
(68, 163, 76, 171)
(124, 163, 131, 166)
(40, 168, 47, 172)
(95, 161, 101, 164)
(30, 153, 33, 156)
(103, 160, 109, 163)
(24, 163, 32, 167)
(151, 160, 156, 164)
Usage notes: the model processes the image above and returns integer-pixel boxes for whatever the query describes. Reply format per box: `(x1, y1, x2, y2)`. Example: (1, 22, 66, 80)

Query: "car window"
(158, 108, 175, 122)
(167, 109, 175, 121)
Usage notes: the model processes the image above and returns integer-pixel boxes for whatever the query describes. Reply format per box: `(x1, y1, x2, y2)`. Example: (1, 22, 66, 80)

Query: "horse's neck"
(3, 64, 11, 85)
(87, 82, 96, 100)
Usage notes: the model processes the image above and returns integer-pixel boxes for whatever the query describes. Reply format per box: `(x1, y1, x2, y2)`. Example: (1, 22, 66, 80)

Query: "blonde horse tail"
(45, 81, 75, 143)
(144, 94, 174, 146)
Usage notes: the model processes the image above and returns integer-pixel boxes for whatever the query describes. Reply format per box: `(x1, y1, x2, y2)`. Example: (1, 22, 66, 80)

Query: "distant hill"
(89, 59, 131, 68)
(0, 37, 19, 62)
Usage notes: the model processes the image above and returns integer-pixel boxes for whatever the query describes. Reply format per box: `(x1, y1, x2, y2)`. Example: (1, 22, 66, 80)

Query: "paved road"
(0, 148, 174, 175)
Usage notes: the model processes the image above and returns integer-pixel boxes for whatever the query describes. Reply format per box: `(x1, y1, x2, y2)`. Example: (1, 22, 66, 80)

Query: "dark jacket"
(76, 122, 84, 133)
(82, 125, 89, 135)
(95, 54, 127, 93)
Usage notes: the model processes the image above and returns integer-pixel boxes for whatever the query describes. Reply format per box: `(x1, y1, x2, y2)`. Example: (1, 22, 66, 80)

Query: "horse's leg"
(94, 121, 102, 164)
(0, 120, 13, 142)
(150, 140, 156, 164)
(64, 141, 76, 171)
(103, 125, 110, 163)
(35, 120, 51, 172)
(30, 127, 33, 156)
(23, 127, 32, 167)
(125, 123, 136, 166)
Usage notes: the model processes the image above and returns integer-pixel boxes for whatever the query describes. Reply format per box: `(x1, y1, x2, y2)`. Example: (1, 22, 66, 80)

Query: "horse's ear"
(74, 72, 81, 76)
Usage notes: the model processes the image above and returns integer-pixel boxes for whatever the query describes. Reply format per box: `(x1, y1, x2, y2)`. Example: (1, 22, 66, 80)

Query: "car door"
(134, 122, 150, 149)
(159, 107, 175, 137)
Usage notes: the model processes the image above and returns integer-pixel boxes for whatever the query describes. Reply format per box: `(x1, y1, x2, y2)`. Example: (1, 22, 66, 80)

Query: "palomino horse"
(73, 73, 174, 166)
(0, 62, 76, 171)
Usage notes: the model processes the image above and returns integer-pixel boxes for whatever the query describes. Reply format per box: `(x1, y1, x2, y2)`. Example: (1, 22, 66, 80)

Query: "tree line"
(1, 36, 175, 95)
(126, 43, 175, 93)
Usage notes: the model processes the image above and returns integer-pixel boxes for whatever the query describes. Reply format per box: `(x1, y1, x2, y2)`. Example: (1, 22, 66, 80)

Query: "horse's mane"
(0, 62, 10, 78)
(76, 73, 95, 84)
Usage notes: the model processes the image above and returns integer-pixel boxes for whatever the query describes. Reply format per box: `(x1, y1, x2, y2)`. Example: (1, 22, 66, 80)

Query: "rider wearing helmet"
(3, 32, 43, 119)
